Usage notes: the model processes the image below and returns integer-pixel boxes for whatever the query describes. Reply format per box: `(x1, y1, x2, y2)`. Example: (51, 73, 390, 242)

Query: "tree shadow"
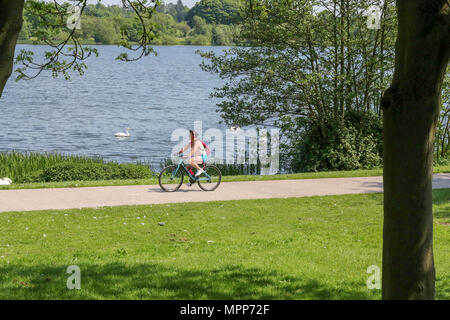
(352, 186, 449, 220)
(358, 180, 383, 190)
(0, 263, 378, 300)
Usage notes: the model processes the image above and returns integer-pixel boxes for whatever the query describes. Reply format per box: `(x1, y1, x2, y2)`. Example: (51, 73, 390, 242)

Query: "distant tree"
(175, 0, 188, 22)
(93, 19, 117, 44)
(212, 24, 236, 45)
(155, 2, 167, 13)
(163, 2, 179, 20)
(186, 0, 242, 26)
(151, 11, 181, 39)
(191, 15, 212, 35)
(18, 15, 31, 40)
(177, 22, 192, 37)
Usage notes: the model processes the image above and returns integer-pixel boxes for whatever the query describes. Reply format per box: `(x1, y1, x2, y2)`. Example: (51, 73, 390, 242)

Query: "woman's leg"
(189, 156, 203, 170)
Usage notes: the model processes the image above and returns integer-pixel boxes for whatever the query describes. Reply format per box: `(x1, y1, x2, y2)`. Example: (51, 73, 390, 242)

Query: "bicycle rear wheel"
(159, 165, 184, 192)
(197, 165, 222, 191)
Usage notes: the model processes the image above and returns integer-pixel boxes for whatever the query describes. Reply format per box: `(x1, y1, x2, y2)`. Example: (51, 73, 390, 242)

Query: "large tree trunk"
(381, 0, 449, 299)
(0, 0, 24, 98)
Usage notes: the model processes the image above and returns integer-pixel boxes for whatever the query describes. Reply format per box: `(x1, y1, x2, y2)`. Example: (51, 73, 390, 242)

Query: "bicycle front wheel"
(197, 165, 222, 191)
(159, 165, 184, 192)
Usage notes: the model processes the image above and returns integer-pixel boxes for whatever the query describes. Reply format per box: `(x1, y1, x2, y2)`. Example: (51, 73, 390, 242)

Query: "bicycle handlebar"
(173, 153, 188, 159)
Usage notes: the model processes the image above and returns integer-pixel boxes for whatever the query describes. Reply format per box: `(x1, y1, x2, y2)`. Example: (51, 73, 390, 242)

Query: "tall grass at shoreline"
(0, 151, 103, 181)
(0, 151, 152, 182)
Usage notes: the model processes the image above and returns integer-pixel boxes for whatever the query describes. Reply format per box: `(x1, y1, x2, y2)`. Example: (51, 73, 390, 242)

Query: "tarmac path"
(0, 174, 449, 212)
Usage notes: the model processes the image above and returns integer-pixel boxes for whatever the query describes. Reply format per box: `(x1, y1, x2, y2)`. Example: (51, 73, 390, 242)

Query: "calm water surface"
(0, 45, 228, 167)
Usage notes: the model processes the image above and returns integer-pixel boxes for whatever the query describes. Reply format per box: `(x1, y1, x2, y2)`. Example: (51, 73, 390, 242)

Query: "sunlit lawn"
(0, 189, 448, 299)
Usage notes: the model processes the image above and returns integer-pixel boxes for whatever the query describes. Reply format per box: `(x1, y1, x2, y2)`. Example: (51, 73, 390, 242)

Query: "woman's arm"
(187, 141, 200, 157)
(179, 142, 190, 154)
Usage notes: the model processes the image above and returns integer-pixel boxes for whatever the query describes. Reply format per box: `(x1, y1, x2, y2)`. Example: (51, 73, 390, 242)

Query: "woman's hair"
(190, 130, 197, 149)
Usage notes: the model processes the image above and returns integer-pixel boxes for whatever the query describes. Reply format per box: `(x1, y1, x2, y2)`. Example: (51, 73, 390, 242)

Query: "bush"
(287, 111, 383, 172)
(212, 25, 235, 45)
(23, 162, 153, 182)
(434, 156, 450, 166)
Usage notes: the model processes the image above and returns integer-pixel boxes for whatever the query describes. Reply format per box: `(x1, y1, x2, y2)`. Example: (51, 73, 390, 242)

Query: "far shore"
(16, 40, 234, 47)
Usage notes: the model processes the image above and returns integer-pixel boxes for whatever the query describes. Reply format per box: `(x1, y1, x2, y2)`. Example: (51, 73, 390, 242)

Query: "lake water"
(0, 45, 229, 167)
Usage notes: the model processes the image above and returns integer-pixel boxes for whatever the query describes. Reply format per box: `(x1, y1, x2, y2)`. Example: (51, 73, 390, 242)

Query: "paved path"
(0, 174, 449, 213)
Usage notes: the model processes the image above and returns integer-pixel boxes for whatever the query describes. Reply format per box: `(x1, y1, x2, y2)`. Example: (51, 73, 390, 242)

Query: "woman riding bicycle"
(159, 130, 220, 192)
(178, 130, 207, 184)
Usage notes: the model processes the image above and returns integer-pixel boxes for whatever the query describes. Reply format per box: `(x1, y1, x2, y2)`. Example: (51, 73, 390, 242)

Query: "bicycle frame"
(171, 159, 212, 183)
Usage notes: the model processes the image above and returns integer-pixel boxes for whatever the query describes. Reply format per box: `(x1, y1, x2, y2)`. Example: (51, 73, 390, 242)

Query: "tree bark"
(0, 0, 24, 98)
(381, 0, 449, 299)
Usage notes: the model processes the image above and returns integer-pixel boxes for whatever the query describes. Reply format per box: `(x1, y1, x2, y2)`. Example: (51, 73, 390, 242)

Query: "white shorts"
(190, 154, 207, 164)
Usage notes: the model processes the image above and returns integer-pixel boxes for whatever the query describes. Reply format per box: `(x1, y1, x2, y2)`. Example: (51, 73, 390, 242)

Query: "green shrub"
(434, 156, 450, 166)
(287, 111, 383, 172)
(27, 162, 153, 182)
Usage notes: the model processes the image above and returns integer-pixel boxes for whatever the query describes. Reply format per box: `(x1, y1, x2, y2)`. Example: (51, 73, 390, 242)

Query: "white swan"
(0, 177, 12, 185)
(115, 128, 130, 137)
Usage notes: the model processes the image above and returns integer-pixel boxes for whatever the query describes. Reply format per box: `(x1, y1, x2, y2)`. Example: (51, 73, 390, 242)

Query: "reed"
(0, 151, 106, 182)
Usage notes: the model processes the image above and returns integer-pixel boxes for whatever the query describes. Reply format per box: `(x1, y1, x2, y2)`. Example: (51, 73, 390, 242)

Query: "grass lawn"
(0, 189, 448, 300)
(1, 165, 449, 190)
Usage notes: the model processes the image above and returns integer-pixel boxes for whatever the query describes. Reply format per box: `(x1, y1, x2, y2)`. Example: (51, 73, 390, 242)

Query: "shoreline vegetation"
(1, 151, 449, 190)
(16, 40, 229, 46)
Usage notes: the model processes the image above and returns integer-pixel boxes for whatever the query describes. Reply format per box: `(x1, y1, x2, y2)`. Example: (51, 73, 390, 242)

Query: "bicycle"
(159, 154, 222, 192)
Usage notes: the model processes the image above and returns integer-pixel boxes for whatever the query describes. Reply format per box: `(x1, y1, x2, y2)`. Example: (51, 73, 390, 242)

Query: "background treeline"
(18, 0, 243, 46)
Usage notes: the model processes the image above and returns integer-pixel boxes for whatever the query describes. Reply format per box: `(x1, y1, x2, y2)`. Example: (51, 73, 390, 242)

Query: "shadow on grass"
(0, 263, 378, 300)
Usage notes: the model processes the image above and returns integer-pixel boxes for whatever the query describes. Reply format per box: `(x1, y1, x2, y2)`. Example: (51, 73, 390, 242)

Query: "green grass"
(1, 165, 449, 190)
(0, 189, 448, 300)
